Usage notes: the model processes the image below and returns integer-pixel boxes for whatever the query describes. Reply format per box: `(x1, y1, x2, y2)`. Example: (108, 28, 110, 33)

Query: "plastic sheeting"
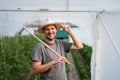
(0, 11, 120, 80)
(91, 12, 120, 80)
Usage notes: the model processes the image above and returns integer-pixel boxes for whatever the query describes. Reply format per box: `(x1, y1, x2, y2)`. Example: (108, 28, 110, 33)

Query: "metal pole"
(0, 9, 99, 12)
(66, 0, 69, 10)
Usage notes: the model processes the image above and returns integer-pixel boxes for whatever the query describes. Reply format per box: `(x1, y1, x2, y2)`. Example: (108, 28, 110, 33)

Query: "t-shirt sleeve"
(32, 43, 43, 62)
(62, 41, 72, 52)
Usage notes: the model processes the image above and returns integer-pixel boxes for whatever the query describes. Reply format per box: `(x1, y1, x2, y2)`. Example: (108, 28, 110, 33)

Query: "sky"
(0, 0, 120, 12)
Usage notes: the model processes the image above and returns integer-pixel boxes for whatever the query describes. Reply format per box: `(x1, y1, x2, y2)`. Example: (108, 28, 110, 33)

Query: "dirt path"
(67, 52, 81, 80)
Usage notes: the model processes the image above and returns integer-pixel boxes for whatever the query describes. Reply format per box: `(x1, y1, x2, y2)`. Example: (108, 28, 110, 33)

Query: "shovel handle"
(24, 27, 71, 65)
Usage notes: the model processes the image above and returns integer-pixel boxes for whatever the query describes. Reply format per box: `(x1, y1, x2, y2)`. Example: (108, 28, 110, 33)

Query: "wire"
(99, 13, 120, 59)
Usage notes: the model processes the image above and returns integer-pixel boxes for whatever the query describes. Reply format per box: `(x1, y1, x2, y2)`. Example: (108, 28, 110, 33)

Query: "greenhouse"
(0, 0, 120, 80)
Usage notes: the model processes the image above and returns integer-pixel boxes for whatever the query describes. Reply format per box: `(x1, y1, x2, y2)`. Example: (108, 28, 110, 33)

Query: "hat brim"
(38, 23, 62, 33)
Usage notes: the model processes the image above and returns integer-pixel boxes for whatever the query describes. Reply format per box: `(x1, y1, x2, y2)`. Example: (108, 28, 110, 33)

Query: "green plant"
(71, 50, 90, 80)
(0, 34, 44, 80)
(79, 43, 92, 66)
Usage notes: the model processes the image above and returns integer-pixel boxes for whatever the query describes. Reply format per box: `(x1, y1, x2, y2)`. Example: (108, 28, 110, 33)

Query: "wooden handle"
(24, 27, 71, 65)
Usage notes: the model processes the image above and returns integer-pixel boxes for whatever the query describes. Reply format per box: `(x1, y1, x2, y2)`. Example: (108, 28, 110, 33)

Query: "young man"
(32, 18, 83, 80)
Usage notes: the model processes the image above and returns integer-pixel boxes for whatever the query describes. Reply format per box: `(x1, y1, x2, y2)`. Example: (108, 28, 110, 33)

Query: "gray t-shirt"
(32, 39, 72, 80)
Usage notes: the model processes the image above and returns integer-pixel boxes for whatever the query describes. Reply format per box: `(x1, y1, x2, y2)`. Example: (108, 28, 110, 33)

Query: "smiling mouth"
(48, 33, 53, 36)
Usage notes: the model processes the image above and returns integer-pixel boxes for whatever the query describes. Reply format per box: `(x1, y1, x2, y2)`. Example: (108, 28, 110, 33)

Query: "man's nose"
(49, 29, 53, 33)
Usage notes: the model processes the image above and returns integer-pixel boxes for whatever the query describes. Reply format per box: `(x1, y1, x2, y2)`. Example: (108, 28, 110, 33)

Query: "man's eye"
(45, 29, 49, 30)
(52, 28, 55, 30)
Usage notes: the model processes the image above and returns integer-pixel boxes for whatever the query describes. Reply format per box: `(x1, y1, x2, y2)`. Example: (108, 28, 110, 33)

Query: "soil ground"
(67, 53, 81, 80)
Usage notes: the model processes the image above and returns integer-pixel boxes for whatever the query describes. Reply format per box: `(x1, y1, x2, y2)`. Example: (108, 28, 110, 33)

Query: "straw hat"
(38, 18, 62, 33)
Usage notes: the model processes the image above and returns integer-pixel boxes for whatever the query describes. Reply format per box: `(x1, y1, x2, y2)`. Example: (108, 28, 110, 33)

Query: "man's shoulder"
(55, 39, 64, 43)
(34, 42, 45, 48)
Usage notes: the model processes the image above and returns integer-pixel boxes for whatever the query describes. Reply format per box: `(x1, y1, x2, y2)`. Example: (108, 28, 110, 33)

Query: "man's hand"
(52, 56, 67, 64)
(61, 24, 83, 50)
(61, 25, 72, 33)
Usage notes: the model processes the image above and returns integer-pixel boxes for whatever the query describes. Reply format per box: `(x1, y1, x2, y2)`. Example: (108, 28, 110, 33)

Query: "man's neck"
(45, 39, 55, 44)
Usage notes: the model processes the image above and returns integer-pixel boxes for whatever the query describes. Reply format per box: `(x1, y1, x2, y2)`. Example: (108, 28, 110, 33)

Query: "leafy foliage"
(79, 43, 92, 66)
(0, 34, 92, 80)
(71, 43, 92, 80)
(72, 50, 90, 80)
(0, 34, 44, 80)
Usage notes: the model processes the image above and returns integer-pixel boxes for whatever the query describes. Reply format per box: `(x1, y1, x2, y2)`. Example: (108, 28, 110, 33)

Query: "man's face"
(43, 25, 57, 40)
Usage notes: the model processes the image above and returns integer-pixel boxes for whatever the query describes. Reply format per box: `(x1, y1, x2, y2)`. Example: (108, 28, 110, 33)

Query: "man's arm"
(61, 25, 83, 50)
(32, 61, 55, 74)
(32, 56, 67, 74)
